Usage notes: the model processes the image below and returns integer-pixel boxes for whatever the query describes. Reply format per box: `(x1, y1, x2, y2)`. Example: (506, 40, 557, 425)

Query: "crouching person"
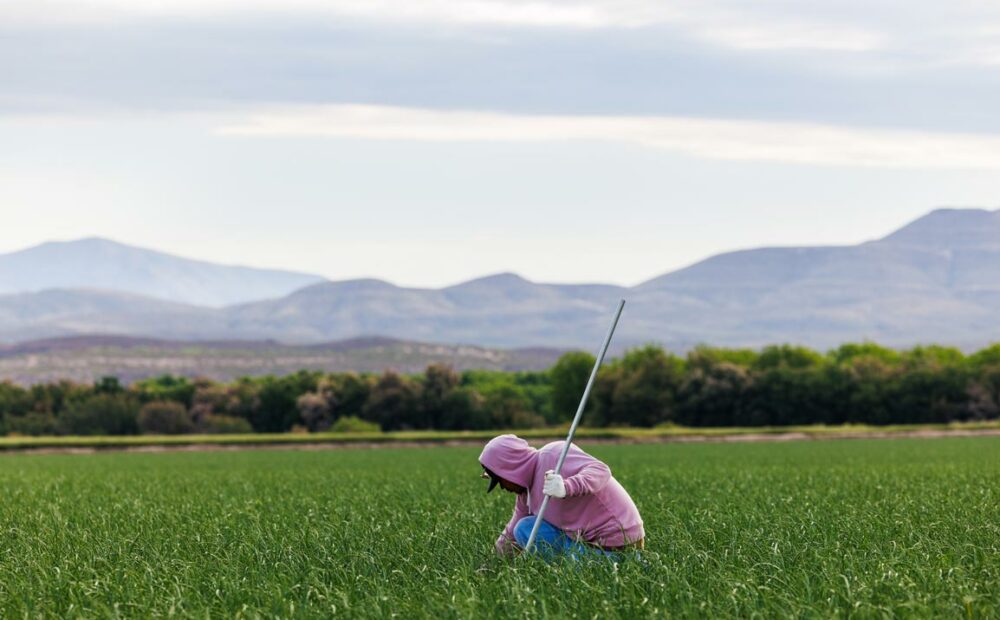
(479, 434, 644, 559)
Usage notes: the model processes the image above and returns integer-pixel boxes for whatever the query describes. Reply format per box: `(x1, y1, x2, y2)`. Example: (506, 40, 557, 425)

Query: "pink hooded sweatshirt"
(479, 434, 644, 555)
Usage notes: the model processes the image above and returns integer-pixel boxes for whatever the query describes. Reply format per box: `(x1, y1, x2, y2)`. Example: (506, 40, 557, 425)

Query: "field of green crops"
(1, 438, 999, 618)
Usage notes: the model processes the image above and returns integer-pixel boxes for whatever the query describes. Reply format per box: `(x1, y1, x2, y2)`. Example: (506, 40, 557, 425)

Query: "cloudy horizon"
(2, 0, 999, 287)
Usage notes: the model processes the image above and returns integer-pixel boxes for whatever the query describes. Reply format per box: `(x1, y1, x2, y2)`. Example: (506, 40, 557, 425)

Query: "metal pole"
(523, 298, 625, 553)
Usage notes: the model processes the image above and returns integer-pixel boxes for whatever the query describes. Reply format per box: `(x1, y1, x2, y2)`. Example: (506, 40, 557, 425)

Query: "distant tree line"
(1, 342, 998, 436)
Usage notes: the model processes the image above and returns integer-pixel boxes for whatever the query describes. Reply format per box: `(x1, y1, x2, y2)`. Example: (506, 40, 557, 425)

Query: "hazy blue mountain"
(1, 208, 999, 351)
(0, 237, 325, 306)
(226, 273, 628, 347)
(634, 207, 1000, 348)
(222, 208, 1000, 350)
(880, 207, 1000, 249)
(0, 289, 226, 342)
(227, 279, 453, 342)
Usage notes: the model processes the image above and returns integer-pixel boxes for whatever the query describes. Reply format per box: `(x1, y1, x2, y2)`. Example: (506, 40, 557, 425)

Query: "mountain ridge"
(0, 236, 326, 307)
(1, 207, 999, 350)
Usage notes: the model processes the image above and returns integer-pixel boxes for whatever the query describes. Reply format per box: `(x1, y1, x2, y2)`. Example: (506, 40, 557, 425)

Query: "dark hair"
(482, 465, 501, 493)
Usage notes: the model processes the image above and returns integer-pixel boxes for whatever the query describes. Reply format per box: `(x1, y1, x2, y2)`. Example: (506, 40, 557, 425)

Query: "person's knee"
(514, 516, 537, 547)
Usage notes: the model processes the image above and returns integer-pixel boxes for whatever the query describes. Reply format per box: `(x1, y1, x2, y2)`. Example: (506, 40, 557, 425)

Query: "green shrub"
(58, 394, 139, 436)
(4, 412, 59, 436)
(199, 414, 253, 434)
(363, 371, 419, 430)
(549, 351, 595, 422)
(439, 387, 490, 430)
(330, 415, 380, 434)
(138, 401, 194, 435)
(131, 375, 197, 408)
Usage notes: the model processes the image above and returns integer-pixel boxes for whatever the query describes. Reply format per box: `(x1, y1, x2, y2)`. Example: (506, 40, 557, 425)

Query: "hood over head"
(479, 434, 538, 490)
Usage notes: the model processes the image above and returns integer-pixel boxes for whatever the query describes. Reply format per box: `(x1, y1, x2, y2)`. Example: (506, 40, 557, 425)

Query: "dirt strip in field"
(5, 428, 1000, 455)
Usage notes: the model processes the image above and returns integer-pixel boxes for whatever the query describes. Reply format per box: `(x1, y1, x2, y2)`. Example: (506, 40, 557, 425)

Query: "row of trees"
(1, 342, 999, 436)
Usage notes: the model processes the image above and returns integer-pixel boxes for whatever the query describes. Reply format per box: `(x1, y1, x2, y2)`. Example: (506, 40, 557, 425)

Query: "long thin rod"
(523, 298, 625, 553)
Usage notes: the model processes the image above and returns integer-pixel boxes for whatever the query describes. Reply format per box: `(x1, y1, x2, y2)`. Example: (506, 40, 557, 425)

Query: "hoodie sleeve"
(495, 493, 529, 556)
(562, 458, 611, 497)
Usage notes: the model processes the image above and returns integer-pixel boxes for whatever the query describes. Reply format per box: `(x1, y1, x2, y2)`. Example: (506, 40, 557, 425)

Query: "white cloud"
(2, 0, 616, 28)
(695, 21, 884, 52)
(12, 0, 1000, 66)
(0, 0, 887, 51)
(5, 0, 1000, 83)
(215, 104, 1000, 170)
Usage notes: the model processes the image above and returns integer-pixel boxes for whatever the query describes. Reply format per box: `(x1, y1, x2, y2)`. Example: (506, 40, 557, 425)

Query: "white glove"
(543, 470, 567, 498)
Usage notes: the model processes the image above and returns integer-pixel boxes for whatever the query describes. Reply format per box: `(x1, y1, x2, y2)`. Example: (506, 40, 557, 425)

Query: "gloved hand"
(543, 470, 567, 498)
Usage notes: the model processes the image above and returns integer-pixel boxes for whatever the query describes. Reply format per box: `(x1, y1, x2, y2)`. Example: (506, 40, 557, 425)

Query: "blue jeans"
(513, 516, 619, 561)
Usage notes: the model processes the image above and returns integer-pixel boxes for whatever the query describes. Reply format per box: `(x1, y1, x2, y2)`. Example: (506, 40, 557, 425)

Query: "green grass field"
(1, 438, 999, 618)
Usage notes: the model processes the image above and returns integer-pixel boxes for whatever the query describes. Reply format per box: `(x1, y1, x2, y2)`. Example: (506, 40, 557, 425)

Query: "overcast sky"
(2, 0, 999, 286)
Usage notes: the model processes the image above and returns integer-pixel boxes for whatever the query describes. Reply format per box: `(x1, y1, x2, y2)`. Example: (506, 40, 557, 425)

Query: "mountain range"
(0, 237, 323, 306)
(1, 207, 999, 351)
